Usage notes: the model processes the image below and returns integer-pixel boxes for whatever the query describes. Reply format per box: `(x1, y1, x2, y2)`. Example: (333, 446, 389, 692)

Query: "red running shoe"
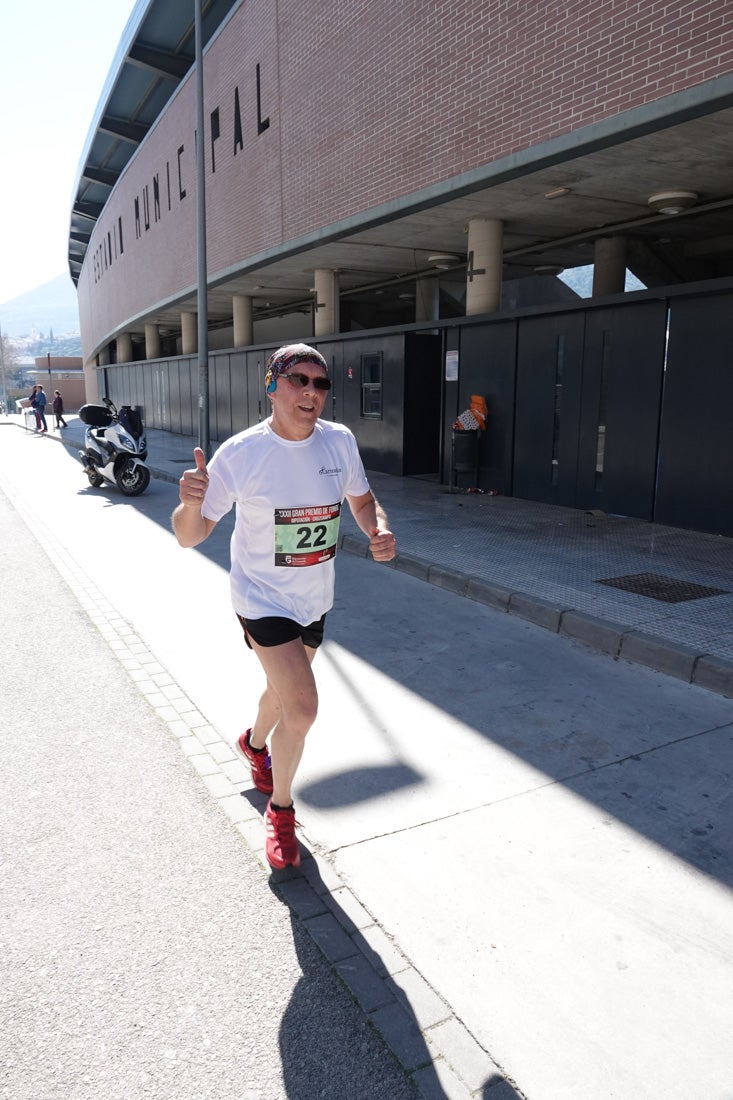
(235, 728, 273, 794)
(265, 800, 301, 869)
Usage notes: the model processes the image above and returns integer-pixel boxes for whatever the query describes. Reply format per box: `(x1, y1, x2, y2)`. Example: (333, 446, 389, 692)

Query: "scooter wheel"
(86, 469, 104, 488)
(116, 461, 150, 496)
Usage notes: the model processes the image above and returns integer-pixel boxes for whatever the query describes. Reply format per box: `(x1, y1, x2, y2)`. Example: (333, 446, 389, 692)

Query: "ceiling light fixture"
(427, 253, 462, 269)
(647, 190, 698, 215)
(545, 187, 572, 200)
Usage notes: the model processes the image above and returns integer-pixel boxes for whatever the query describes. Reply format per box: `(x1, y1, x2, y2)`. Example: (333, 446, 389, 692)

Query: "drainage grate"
(596, 572, 729, 603)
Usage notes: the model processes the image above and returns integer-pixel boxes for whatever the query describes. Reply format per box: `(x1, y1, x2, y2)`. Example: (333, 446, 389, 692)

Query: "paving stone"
(334, 953, 395, 1012)
(393, 555, 431, 581)
(388, 967, 452, 1030)
(303, 912, 359, 963)
(620, 630, 697, 681)
(325, 885, 374, 932)
(369, 1000, 434, 1072)
(508, 592, 564, 632)
(352, 923, 407, 977)
(465, 577, 512, 611)
(412, 1057, 473, 1100)
(276, 877, 329, 920)
(693, 654, 733, 697)
(560, 609, 624, 655)
(428, 566, 470, 596)
(427, 1018, 502, 1094)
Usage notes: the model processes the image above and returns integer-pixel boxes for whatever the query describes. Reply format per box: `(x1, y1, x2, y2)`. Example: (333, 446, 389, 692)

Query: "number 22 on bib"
(274, 503, 341, 567)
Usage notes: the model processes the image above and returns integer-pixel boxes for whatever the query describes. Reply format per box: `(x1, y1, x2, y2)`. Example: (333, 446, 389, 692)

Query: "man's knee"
(283, 691, 318, 735)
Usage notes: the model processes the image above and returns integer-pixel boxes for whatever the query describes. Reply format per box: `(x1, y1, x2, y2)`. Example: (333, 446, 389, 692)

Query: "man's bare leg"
(248, 637, 318, 807)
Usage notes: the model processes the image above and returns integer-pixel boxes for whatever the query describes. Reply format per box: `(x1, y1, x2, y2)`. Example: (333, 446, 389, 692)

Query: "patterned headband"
(265, 344, 329, 391)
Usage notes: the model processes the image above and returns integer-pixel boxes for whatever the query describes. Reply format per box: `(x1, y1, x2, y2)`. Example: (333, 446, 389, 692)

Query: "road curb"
(337, 543, 733, 700)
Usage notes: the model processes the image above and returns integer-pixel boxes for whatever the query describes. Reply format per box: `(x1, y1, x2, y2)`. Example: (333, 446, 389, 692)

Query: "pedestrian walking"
(172, 343, 397, 869)
(27, 386, 42, 431)
(35, 386, 49, 433)
(52, 390, 68, 429)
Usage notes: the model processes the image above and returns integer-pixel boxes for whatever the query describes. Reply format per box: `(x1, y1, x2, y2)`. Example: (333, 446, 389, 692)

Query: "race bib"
(274, 503, 341, 567)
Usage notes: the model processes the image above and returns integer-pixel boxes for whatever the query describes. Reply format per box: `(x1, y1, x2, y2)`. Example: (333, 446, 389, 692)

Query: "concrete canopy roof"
(68, 0, 240, 283)
(69, 0, 733, 338)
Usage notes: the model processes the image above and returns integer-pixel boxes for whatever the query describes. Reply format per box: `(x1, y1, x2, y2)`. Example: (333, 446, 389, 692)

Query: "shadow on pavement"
(271, 872, 441, 1099)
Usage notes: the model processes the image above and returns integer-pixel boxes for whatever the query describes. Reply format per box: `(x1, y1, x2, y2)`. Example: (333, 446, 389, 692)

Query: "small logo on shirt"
(319, 465, 342, 475)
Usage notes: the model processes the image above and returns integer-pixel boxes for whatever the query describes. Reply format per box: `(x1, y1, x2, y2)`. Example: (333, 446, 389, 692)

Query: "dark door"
(513, 312, 585, 506)
(403, 333, 441, 476)
(459, 320, 518, 493)
(577, 301, 667, 519)
(655, 292, 733, 535)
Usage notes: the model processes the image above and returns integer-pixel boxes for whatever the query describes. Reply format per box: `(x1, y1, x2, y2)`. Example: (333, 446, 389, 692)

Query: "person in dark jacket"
(27, 386, 41, 431)
(33, 386, 49, 433)
(52, 390, 68, 429)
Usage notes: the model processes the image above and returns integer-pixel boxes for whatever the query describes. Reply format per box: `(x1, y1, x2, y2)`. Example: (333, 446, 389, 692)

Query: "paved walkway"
(23, 413, 733, 697)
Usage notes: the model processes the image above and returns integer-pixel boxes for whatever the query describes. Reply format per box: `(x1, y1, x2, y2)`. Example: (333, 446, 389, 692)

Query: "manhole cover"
(596, 572, 729, 603)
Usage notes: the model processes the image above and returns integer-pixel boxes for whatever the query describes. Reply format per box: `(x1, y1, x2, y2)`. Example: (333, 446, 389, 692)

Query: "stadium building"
(69, 0, 733, 535)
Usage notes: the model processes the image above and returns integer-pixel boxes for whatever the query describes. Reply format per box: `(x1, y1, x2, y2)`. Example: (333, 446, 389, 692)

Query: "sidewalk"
(21, 412, 733, 697)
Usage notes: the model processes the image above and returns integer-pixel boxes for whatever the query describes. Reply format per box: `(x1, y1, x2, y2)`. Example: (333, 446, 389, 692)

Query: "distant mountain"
(0, 274, 80, 339)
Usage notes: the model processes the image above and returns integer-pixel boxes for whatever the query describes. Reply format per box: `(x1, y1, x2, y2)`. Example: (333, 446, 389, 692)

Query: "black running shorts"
(237, 613, 326, 650)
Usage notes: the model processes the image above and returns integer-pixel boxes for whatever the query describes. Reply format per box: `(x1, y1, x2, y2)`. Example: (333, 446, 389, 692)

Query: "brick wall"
(78, 0, 733, 355)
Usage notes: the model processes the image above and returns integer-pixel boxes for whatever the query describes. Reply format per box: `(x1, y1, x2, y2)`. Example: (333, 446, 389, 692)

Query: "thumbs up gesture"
(179, 446, 209, 508)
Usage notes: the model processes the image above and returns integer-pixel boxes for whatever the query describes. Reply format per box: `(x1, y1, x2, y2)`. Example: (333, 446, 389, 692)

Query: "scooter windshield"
(118, 406, 143, 438)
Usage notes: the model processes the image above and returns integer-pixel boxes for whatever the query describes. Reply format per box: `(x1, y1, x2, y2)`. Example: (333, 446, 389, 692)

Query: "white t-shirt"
(202, 418, 370, 624)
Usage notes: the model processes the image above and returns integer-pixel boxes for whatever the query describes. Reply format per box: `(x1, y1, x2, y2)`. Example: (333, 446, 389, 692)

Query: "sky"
(0, 0, 136, 304)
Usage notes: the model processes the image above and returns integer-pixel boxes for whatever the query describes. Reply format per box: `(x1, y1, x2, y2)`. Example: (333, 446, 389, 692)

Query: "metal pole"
(194, 0, 210, 457)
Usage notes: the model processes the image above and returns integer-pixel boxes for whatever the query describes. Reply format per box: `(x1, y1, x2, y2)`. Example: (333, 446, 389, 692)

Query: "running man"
(172, 344, 396, 869)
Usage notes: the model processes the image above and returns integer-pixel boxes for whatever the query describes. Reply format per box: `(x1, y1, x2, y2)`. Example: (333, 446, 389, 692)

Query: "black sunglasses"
(281, 372, 331, 391)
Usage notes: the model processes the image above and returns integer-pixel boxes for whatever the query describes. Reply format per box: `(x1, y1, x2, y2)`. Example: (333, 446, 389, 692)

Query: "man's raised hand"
(179, 446, 209, 507)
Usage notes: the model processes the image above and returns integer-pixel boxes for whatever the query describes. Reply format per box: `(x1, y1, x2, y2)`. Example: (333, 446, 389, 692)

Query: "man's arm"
(172, 447, 218, 547)
(346, 490, 397, 562)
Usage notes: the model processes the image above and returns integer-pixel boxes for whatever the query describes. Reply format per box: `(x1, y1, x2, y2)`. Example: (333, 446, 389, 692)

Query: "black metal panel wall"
(513, 312, 585, 506)
(655, 292, 733, 535)
(212, 354, 232, 443)
(313, 340, 345, 425)
(97, 279, 733, 537)
(578, 302, 666, 519)
(178, 358, 196, 436)
(458, 320, 518, 493)
(403, 333, 442, 476)
(340, 335, 405, 474)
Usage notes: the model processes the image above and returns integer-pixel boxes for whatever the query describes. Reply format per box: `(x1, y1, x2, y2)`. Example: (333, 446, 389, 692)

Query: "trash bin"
(450, 429, 480, 491)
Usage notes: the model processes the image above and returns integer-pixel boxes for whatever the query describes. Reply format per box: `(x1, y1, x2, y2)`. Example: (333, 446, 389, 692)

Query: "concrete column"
(314, 269, 340, 337)
(233, 295, 253, 347)
(592, 237, 627, 296)
(83, 360, 99, 404)
(465, 217, 503, 315)
(181, 312, 197, 355)
(145, 323, 161, 360)
(98, 345, 111, 366)
(117, 332, 133, 363)
(415, 276, 440, 322)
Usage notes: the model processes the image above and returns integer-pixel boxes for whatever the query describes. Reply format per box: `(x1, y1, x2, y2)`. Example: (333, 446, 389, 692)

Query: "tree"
(0, 330, 19, 410)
